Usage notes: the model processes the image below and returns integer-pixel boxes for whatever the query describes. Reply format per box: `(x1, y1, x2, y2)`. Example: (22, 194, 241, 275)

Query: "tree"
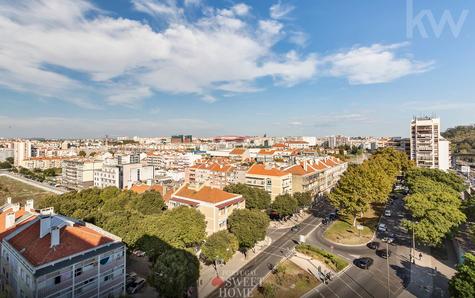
(329, 148, 409, 226)
(294, 192, 312, 208)
(228, 209, 270, 251)
(132, 190, 166, 215)
(78, 150, 87, 157)
(201, 230, 239, 265)
(271, 194, 298, 218)
(150, 249, 200, 298)
(153, 206, 206, 250)
(5, 157, 13, 164)
(0, 161, 12, 169)
(224, 183, 271, 210)
(449, 253, 475, 297)
(402, 191, 466, 246)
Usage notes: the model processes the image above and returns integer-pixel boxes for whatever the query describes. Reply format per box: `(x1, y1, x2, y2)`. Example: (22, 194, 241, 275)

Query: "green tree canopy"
(201, 230, 239, 264)
(329, 148, 409, 226)
(271, 194, 298, 217)
(449, 253, 475, 297)
(78, 150, 87, 157)
(150, 248, 200, 298)
(228, 209, 270, 250)
(224, 183, 271, 210)
(294, 192, 312, 208)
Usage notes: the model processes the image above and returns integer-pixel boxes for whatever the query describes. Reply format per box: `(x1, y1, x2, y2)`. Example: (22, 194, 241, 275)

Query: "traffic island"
(251, 260, 319, 298)
(323, 220, 374, 246)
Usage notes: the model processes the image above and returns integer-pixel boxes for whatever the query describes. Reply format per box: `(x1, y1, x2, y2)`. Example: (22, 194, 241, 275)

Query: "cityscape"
(1, 1, 475, 298)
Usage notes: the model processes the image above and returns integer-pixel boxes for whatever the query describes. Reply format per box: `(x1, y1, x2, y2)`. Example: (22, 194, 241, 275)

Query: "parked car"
(126, 272, 138, 286)
(384, 210, 392, 217)
(367, 241, 380, 250)
(328, 212, 338, 221)
(322, 218, 329, 225)
(126, 277, 146, 294)
(291, 225, 301, 232)
(378, 223, 387, 232)
(377, 249, 392, 259)
(354, 257, 374, 269)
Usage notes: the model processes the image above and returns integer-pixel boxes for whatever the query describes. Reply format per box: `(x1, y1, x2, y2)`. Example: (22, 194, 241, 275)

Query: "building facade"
(410, 117, 450, 171)
(245, 164, 292, 200)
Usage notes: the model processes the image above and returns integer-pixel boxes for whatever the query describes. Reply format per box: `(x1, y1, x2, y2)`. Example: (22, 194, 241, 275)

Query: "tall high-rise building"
(410, 117, 450, 171)
(13, 141, 31, 166)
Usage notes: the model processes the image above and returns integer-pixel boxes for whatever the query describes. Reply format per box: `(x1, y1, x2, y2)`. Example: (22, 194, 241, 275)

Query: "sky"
(0, 0, 474, 138)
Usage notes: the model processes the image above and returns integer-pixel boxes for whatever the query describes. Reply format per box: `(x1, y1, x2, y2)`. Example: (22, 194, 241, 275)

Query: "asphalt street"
(305, 193, 414, 298)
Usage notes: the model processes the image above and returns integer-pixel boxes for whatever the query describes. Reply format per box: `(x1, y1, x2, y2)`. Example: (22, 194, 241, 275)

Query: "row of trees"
(402, 168, 466, 247)
(328, 148, 410, 226)
(224, 183, 312, 217)
(0, 157, 13, 169)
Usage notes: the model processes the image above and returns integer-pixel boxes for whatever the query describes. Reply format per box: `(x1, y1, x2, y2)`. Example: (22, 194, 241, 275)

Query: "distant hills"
(442, 125, 475, 157)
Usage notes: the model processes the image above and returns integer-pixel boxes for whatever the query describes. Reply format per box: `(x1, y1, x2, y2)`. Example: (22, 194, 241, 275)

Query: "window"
(54, 275, 61, 284)
(74, 267, 82, 277)
(100, 256, 110, 265)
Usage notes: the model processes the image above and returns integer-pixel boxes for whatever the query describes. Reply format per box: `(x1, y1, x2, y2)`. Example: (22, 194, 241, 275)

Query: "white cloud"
(0, 0, 317, 107)
(325, 43, 433, 84)
(288, 31, 308, 47)
(289, 121, 303, 126)
(270, 2, 294, 19)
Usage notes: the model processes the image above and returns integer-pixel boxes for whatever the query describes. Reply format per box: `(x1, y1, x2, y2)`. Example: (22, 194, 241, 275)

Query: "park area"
(323, 203, 384, 245)
(0, 175, 50, 203)
(252, 260, 319, 298)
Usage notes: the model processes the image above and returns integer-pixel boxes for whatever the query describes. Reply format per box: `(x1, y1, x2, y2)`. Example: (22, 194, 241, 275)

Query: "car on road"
(354, 257, 374, 269)
(377, 249, 392, 259)
(384, 210, 392, 217)
(291, 224, 301, 232)
(126, 277, 146, 294)
(382, 236, 395, 244)
(367, 241, 380, 250)
(322, 218, 329, 225)
(378, 223, 387, 232)
(328, 212, 338, 221)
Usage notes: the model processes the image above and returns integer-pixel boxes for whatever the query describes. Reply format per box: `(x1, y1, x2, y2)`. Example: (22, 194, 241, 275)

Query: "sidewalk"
(399, 248, 456, 298)
(198, 236, 272, 298)
(269, 211, 310, 229)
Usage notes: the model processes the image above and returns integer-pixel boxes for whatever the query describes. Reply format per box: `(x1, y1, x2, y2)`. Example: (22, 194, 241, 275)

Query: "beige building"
(20, 157, 65, 170)
(245, 163, 292, 200)
(168, 184, 245, 235)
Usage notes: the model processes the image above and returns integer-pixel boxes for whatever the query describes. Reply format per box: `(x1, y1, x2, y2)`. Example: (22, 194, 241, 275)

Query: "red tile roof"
(8, 219, 114, 267)
(247, 163, 290, 177)
(229, 148, 246, 155)
(173, 184, 240, 204)
(257, 149, 276, 155)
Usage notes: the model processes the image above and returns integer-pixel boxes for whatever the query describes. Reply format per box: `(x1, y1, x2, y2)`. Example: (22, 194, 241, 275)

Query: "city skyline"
(1, 0, 474, 138)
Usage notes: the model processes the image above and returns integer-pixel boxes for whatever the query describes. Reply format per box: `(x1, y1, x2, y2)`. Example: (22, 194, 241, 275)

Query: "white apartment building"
(13, 141, 31, 166)
(20, 157, 65, 170)
(94, 158, 155, 189)
(410, 117, 450, 171)
(62, 159, 103, 188)
(0, 200, 126, 298)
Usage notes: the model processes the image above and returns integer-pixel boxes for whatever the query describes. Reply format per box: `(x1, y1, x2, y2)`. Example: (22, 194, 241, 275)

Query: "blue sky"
(0, 0, 474, 138)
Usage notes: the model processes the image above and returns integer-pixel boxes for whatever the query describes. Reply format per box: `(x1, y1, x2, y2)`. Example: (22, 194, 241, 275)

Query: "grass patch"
(252, 260, 319, 298)
(0, 176, 49, 203)
(295, 244, 348, 272)
(323, 219, 373, 245)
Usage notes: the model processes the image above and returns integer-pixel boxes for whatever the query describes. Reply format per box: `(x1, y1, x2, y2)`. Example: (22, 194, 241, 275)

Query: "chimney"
(6, 197, 12, 205)
(5, 212, 15, 229)
(25, 200, 34, 212)
(12, 203, 20, 212)
(303, 160, 308, 171)
(50, 226, 60, 247)
(40, 216, 52, 238)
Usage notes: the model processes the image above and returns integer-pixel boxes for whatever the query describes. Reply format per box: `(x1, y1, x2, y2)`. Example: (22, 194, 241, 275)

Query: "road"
(304, 192, 416, 298)
(0, 171, 68, 194)
(205, 201, 334, 298)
